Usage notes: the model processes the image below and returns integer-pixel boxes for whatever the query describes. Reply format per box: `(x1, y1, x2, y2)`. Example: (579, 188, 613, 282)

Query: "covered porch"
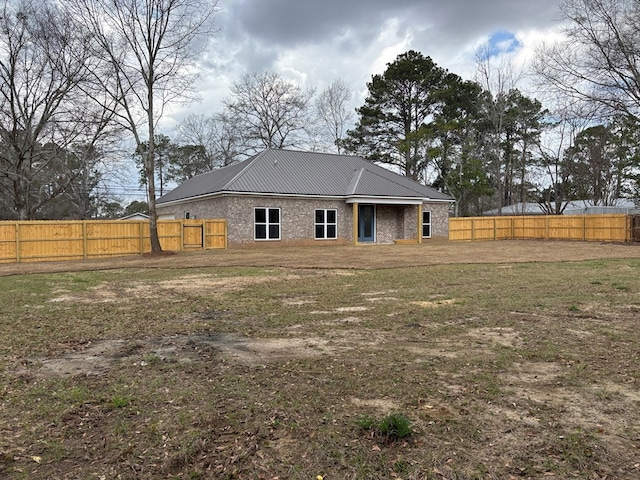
(348, 198, 428, 245)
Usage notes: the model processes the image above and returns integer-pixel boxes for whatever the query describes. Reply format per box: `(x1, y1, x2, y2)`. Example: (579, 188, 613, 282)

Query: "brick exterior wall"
(404, 205, 419, 239)
(425, 203, 450, 238)
(157, 194, 450, 245)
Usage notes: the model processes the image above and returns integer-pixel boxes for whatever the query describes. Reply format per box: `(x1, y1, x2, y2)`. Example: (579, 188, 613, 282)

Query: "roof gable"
(158, 149, 454, 204)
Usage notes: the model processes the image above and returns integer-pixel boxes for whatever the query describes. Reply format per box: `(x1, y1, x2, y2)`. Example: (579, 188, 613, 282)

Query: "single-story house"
(156, 149, 454, 246)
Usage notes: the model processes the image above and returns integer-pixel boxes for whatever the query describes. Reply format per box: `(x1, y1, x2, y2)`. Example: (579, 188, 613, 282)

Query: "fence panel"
(205, 219, 227, 249)
(18, 222, 85, 262)
(447, 218, 474, 241)
(0, 219, 227, 264)
(449, 214, 631, 243)
(86, 221, 144, 258)
(0, 224, 17, 263)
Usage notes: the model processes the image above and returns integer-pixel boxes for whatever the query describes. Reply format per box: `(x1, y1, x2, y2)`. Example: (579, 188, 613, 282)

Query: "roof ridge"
(346, 168, 365, 196)
(223, 150, 266, 190)
(269, 147, 359, 160)
(357, 161, 434, 198)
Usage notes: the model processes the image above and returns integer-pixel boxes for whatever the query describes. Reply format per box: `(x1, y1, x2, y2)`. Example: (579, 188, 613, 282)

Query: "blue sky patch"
(484, 30, 523, 58)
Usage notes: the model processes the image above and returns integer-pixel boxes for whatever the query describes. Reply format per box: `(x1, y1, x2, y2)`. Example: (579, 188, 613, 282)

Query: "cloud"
(164, 0, 564, 131)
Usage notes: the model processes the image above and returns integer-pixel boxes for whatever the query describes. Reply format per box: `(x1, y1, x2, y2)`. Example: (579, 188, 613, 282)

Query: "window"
(422, 210, 432, 238)
(315, 209, 337, 239)
(254, 207, 280, 240)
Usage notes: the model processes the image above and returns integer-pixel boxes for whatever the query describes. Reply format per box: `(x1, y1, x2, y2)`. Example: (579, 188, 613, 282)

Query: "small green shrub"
(378, 413, 412, 439)
(356, 415, 375, 430)
(357, 413, 412, 442)
(393, 459, 410, 474)
(110, 395, 131, 409)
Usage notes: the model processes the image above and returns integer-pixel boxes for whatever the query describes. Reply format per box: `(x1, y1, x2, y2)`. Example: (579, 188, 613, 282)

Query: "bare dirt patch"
(350, 397, 400, 413)
(28, 333, 349, 378)
(465, 326, 522, 348)
(411, 298, 456, 307)
(49, 274, 289, 304)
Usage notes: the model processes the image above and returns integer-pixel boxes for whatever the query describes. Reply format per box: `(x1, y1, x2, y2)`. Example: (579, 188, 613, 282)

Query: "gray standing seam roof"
(157, 149, 454, 204)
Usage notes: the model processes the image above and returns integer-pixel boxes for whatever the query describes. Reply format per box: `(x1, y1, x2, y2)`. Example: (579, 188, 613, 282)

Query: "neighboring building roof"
(119, 213, 150, 220)
(157, 149, 454, 205)
(483, 200, 640, 216)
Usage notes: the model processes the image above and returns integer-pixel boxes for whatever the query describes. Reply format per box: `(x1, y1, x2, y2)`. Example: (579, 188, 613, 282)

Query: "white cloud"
(161, 0, 564, 134)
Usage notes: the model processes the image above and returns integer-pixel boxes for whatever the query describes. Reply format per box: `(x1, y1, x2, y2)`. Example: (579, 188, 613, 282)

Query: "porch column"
(417, 203, 423, 244)
(352, 202, 359, 245)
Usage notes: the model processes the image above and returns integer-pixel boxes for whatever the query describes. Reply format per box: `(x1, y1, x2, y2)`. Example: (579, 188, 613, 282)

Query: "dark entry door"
(358, 204, 375, 242)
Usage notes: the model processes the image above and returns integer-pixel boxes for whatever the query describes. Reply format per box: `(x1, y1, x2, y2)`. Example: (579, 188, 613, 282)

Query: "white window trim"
(314, 208, 338, 240)
(422, 210, 432, 238)
(254, 207, 281, 241)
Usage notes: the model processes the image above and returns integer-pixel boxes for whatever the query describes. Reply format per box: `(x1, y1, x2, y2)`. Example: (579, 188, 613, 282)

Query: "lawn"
(1, 241, 640, 479)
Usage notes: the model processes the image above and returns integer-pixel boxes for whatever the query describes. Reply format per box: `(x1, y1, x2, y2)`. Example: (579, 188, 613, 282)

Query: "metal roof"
(157, 149, 454, 204)
(482, 200, 640, 216)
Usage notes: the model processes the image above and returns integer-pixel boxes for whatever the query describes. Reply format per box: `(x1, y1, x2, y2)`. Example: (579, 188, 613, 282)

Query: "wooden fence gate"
(183, 223, 204, 249)
(631, 215, 640, 242)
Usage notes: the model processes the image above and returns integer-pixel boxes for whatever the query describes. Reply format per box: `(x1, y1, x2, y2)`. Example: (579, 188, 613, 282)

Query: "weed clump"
(357, 413, 412, 442)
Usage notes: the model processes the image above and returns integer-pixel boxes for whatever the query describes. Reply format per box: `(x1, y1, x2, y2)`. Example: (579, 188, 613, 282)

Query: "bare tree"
(474, 47, 525, 213)
(0, 0, 117, 220)
(177, 112, 247, 168)
(67, 0, 218, 252)
(534, 0, 640, 121)
(224, 71, 315, 153)
(315, 79, 353, 153)
(534, 99, 596, 214)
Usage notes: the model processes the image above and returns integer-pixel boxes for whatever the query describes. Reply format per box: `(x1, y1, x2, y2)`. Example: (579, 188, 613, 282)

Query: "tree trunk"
(146, 167, 163, 253)
(146, 71, 162, 253)
(145, 159, 162, 253)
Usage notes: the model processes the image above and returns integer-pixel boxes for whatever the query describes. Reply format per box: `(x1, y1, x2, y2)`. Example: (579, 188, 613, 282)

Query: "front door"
(358, 204, 375, 242)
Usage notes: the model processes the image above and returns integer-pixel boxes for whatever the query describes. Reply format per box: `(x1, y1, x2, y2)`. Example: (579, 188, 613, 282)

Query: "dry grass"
(2, 239, 640, 275)
(1, 240, 640, 479)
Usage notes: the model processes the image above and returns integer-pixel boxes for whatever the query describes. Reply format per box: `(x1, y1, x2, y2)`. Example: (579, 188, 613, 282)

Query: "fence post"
(582, 216, 586, 241)
(493, 217, 496, 240)
(179, 220, 185, 252)
(82, 221, 88, 259)
(545, 216, 549, 240)
(15, 222, 20, 263)
(139, 222, 144, 254)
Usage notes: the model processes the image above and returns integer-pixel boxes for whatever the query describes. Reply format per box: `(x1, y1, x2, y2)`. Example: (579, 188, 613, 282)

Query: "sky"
(116, 0, 565, 201)
(166, 0, 564, 129)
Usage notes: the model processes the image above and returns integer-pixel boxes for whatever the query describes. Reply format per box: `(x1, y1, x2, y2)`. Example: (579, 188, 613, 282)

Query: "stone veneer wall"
(157, 196, 230, 221)
(226, 196, 352, 244)
(375, 205, 397, 244)
(424, 202, 450, 237)
(157, 195, 452, 244)
(404, 205, 419, 239)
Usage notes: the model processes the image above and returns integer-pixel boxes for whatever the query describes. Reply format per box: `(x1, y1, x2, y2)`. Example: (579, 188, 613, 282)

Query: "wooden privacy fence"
(449, 214, 632, 242)
(0, 219, 227, 263)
